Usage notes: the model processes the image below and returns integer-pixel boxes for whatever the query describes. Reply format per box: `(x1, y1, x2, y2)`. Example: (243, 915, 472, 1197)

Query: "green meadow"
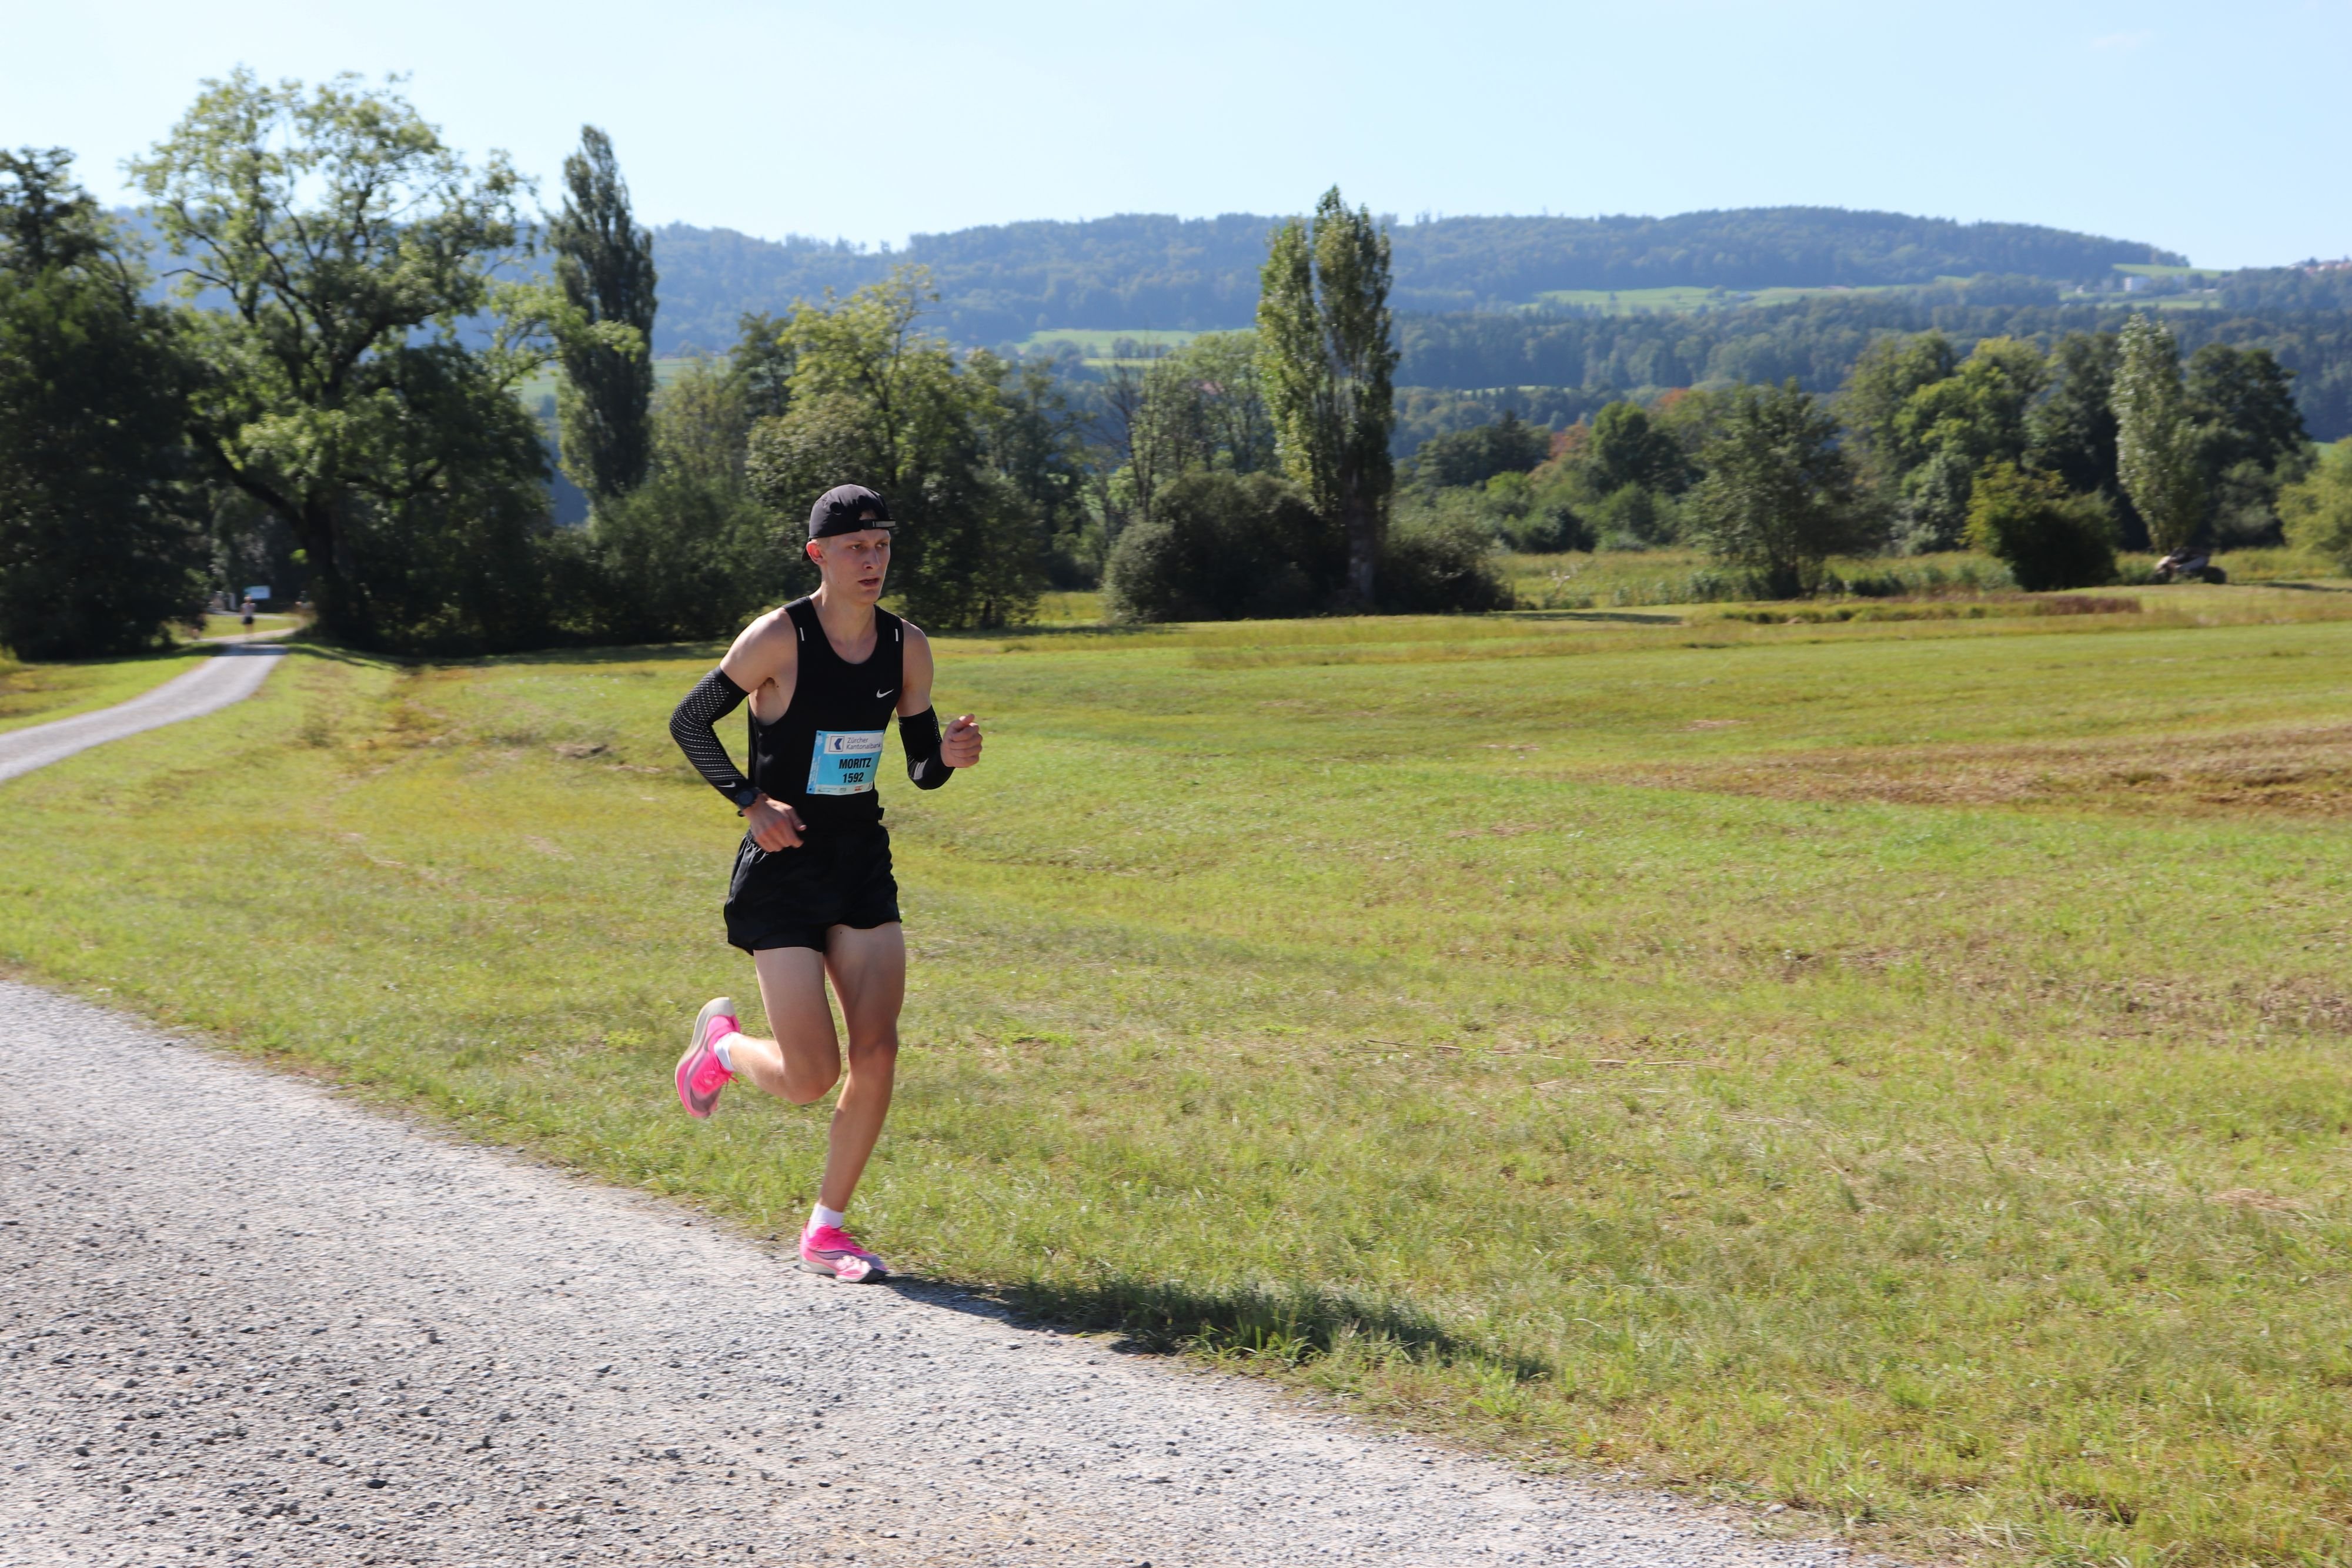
(2, 593, 2349, 1567)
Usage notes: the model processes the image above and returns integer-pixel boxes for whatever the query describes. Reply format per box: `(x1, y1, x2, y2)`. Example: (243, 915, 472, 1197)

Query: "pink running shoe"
(675, 997, 737, 1119)
(801, 1223, 888, 1283)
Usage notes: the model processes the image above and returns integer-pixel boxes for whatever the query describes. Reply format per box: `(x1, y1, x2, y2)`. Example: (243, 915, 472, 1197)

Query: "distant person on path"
(239, 597, 256, 632)
(665, 484, 983, 1282)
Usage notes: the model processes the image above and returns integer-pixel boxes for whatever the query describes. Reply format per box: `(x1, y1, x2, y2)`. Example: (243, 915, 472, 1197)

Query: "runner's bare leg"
(723, 924, 905, 1212)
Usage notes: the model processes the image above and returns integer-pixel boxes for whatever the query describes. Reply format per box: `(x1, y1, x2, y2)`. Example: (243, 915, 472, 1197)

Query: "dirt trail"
(0, 645, 285, 784)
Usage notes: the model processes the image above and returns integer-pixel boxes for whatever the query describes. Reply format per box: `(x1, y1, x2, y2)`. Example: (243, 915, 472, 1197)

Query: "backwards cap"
(807, 484, 894, 540)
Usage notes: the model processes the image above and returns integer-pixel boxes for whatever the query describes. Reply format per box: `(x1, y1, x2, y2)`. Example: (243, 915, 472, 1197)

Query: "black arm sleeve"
(669, 668, 759, 808)
(900, 707, 953, 790)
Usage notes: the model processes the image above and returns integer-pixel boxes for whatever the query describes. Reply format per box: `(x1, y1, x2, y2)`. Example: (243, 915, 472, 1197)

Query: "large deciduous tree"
(131, 71, 551, 648)
(1258, 188, 1397, 608)
(2113, 314, 2205, 556)
(0, 149, 209, 659)
(1683, 380, 1873, 599)
(549, 126, 658, 506)
(741, 267, 1044, 628)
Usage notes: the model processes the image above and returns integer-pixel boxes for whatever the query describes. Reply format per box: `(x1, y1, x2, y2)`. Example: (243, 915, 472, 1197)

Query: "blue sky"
(9, 0, 2347, 270)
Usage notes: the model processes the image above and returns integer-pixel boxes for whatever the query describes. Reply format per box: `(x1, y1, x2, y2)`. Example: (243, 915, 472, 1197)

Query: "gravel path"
(0, 984, 1857, 1568)
(0, 646, 285, 784)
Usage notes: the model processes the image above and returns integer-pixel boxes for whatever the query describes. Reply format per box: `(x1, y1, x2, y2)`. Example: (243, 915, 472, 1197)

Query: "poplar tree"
(549, 126, 658, 505)
(1257, 188, 1396, 607)
(2113, 313, 2204, 554)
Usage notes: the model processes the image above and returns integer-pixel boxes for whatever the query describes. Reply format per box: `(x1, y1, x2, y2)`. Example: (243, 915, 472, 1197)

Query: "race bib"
(806, 729, 886, 795)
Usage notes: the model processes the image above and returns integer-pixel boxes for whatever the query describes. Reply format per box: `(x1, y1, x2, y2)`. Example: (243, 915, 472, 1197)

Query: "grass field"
(4, 597, 2350, 1567)
(1531, 284, 1914, 315)
(1010, 327, 1212, 363)
(0, 647, 209, 735)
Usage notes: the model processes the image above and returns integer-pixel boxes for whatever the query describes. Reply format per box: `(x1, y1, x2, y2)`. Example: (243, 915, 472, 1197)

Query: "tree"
(742, 268, 1043, 628)
(1258, 187, 1398, 607)
(1409, 411, 1551, 489)
(549, 126, 658, 506)
(0, 150, 208, 658)
(1105, 470, 1336, 622)
(2113, 314, 2206, 556)
(1965, 462, 2117, 591)
(2279, 437, 2352, 572)
(1683, 380, 1872, 598)
(1840, 330, 1957, 494)
(1584, 402, 1688, 496)
(1887, 336, 2046, 552)
(2027, 332, 2145, 544)
(129, 71, 551, 648)
(2185, 343, 2307, 544)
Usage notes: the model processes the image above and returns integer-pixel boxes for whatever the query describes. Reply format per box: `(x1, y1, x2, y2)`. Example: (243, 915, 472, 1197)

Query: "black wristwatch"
(730, 784, 760, 811)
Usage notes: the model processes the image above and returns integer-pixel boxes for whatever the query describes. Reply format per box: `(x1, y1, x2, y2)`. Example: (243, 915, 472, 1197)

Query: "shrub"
(1105, 471, 1338, 622)
(2279, 437, 2352, 573)
(1965, 462, 2118, 591)
(555, 473, 780, 644)
(1377, 506, 1513, 614)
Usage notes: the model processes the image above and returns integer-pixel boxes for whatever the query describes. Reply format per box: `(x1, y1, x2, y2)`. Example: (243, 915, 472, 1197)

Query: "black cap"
(807, 484, 894, 540)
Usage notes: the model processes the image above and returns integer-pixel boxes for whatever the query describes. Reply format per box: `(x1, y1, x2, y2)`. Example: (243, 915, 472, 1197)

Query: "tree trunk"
(290, 499, 352, 641)
(1341, 482, 1377, 609)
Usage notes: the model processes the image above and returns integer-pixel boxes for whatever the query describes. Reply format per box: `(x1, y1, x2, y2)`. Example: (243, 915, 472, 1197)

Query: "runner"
(666, 484, 982, 1282)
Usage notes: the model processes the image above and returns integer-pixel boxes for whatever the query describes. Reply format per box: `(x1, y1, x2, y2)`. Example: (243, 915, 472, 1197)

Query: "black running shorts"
(723, 825, 902, 954)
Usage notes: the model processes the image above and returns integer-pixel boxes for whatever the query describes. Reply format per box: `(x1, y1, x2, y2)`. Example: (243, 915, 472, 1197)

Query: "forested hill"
(650, 207, 2184, 351)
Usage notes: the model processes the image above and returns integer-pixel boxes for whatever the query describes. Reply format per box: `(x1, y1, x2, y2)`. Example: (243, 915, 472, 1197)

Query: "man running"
(666, 484, 983, 1282)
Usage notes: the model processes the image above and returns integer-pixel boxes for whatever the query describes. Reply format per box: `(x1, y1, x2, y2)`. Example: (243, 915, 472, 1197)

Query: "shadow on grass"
(2256, 579, 2352, 596)
(890, 1272, 1551, 1383)
(1504, 609, 1688, 626)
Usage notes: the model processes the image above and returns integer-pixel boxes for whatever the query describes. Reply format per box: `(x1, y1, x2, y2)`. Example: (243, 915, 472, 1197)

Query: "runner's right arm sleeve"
(669, 668, 760, 809)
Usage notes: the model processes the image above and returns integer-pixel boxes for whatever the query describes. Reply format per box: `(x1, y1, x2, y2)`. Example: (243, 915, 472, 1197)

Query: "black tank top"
(749, 599, 906, 831)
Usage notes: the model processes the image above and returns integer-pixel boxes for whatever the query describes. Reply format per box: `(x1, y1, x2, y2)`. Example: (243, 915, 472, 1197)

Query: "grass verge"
(1, 610, 2348, 1567)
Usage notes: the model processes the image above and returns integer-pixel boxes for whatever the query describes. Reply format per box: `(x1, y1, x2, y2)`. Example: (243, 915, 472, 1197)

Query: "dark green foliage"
(1104, 470, 1339, 622)
(325, 345, 558, 654)
(2280, 438, 2352, 571)
(553, 473, 773, 644)
(550, 127, 659, 504)
(2186, 343, 2308, 544)
(1259, 189, 1398, 607)
(1407, 411, 1549, 489)
(2026, 332, 2146, 544)
(741, 269, 1045, 629)
(644, 208, 2179, 349)
(1965, 463, 2117, 591)
(1842, 330, 1958, 492)
(1585, 402, 1688, 496)
(730, 312, 794, 422)
(1396, 297, 2352, 444)
(1683, 381, 1873, 599)
(130, 71, 546, 651)
(973, 353, 1094, 589)
(0, 150, 208, 660)
(1375, 506, 1513, 614)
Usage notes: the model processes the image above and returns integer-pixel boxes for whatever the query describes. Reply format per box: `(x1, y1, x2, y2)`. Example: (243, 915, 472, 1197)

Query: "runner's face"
(810, 525, 891, 601)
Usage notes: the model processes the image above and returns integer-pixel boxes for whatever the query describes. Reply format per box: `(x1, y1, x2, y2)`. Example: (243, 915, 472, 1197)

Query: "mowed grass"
(0, 647, 210, 734)
(2, 607, 2351, 1566)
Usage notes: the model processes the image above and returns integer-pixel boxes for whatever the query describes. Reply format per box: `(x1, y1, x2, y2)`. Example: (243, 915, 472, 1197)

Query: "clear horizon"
(9, 0, 2349, 272)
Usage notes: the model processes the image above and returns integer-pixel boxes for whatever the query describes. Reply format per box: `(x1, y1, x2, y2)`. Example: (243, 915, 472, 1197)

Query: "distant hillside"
(649, 207, 2186, 352)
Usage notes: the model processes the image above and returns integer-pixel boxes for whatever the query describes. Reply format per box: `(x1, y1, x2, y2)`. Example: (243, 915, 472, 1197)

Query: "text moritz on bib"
(807, 729, 886, 795)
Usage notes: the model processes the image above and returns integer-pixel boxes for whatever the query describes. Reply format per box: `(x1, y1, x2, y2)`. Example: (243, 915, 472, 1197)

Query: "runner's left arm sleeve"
(899, 707, 954, 790)
(670, 668, 761, 809)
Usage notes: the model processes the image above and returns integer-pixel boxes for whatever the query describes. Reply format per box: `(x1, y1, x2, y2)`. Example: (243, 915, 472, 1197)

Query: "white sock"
(810, 1203, 847, 1233)
(713, 1032, 741, 1072)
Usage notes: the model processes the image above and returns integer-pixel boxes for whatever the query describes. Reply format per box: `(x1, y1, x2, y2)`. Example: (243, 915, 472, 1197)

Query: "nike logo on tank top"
(749, 599, 906, 830)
